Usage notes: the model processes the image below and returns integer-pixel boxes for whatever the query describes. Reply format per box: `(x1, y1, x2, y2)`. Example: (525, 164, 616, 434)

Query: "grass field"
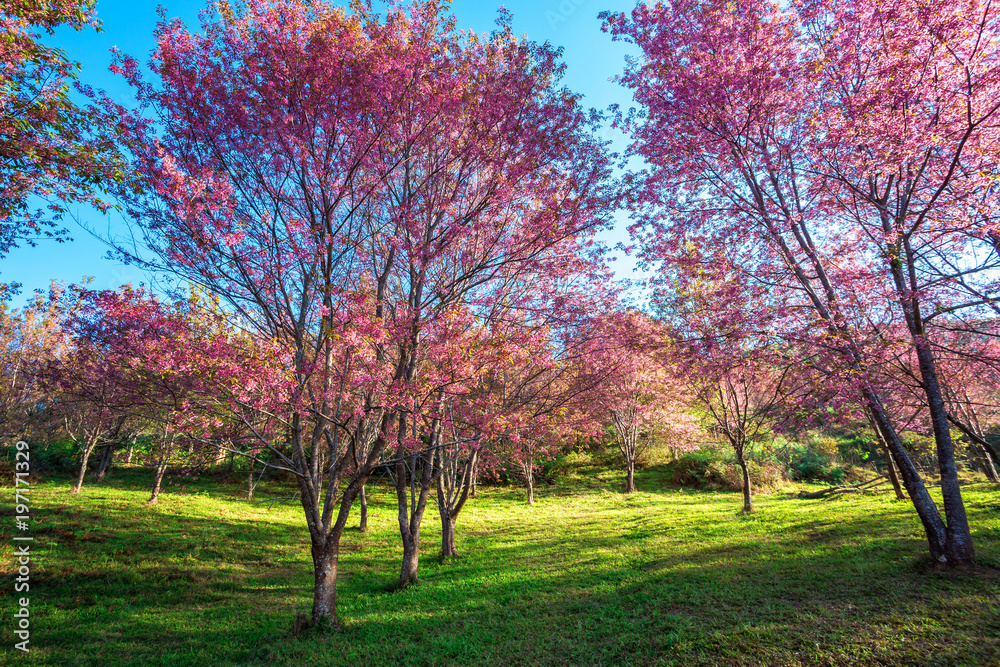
(2, 463, 999, 666)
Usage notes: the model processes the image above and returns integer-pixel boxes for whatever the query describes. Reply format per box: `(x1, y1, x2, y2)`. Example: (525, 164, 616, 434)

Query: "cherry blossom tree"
(104, 0, 613, 625)
(603, 0, 995, 567)
(0, 0, 123, 264)
(0, 285, 73, 443)
(799, 0, 1000, 567)
(579, 313, 698, 493)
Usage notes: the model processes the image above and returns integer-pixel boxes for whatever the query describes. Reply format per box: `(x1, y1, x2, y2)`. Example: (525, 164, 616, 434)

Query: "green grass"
(2, 465, 1000, 666)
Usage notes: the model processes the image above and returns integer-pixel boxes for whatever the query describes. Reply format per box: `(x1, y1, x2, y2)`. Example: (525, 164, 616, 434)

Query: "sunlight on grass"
(1, 468, 998, 666)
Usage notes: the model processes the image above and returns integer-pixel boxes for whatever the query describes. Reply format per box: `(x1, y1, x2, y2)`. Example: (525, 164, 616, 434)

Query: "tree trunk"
(948, 413, 1000, 473)
(979, 444, 999, 483)
(967, 441, 998, 482)
(865, 391, 949, 560)
(394, 443, 434, 589)
(441, 513, 457, 557)
(296, 418, 382, 629)
(436, 445, 476, 559)
(247, 457, 255, 501)
(399, 531, 420, 588)
(865, 407, 905, 500)
(149, 432, 176, 504)
(125, 438, 135, 465)
(885, 238, 974, 567)
(524, 454, 534, 506)
(912, 344, 974, 566)
(149, 457, 169, 503)
(736, 449, 752, 513)
(625, 459, 636, 493)
(95, 441, 114, 482)
(72, 434, 99, 494)
(358, 484, 368, 533)
(883, 445, 906, 501)
(311, 545, 340, 627)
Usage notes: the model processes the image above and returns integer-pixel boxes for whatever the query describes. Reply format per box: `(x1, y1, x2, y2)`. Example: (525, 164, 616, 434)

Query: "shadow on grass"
(4, 474, 999, 666)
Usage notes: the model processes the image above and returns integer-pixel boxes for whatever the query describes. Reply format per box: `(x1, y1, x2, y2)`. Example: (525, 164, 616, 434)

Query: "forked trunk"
(886, 241, 974, 566)
(865, 408, 905, 501)
(884, 446, 907, 501)
(436, 445, 476, 559)
(394, 444, 434, 589)
(866, 392, 949, 560)
(95, 442, 114, 482)
(72, 437, 97, 494)
(149, 431, 176, 504)
(912, 343, 974, 566)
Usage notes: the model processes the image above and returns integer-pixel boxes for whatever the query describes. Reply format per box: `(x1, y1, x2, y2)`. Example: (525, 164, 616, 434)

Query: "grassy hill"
(2, 465, 999, 666)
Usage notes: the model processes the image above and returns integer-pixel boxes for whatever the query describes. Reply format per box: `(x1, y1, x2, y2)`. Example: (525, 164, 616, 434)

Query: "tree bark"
(736, 448, 752, 513)
(95, 441, 114, 482)
(865, 391, 949, 560)
(436, 446, 476, 558)
(149, 431, 176, 504)
(72, 433, 99, 494)
(883, 446, 906, 500)
(358, 484, 368, 533)
(149, 457, 169, 503)
(865, 407, 906, 500)
(399, 532, 419, 587)
(470, 457, 478, 498)
(247, 457, 255, 501)
(125, 438, 135, 465)
(948, 414, 1000, 478)
(441, 514, 457, 557)
(310, 544, 340, 627)
(625, 460, 636, 493)
(298, 411, 393, 628)
(912, 343, 974, 566)
(968, 441, 999, 482)
(524, 452, 535, 505)
(394, 441, 434, 589)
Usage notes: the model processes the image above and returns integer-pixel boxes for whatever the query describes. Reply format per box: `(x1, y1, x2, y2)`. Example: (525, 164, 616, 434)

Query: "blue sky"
(4, 0, 642, 304)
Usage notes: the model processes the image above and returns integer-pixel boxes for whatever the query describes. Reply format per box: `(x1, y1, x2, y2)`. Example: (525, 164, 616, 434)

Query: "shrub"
(0, 438, 80, 483)
(668, 450, 731, 489)
(665, 449, 786, 492)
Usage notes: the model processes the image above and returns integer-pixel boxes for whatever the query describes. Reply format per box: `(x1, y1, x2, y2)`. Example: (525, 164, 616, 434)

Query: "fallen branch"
(797, 475, 889, 500)
(253, 494, 301, 510)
